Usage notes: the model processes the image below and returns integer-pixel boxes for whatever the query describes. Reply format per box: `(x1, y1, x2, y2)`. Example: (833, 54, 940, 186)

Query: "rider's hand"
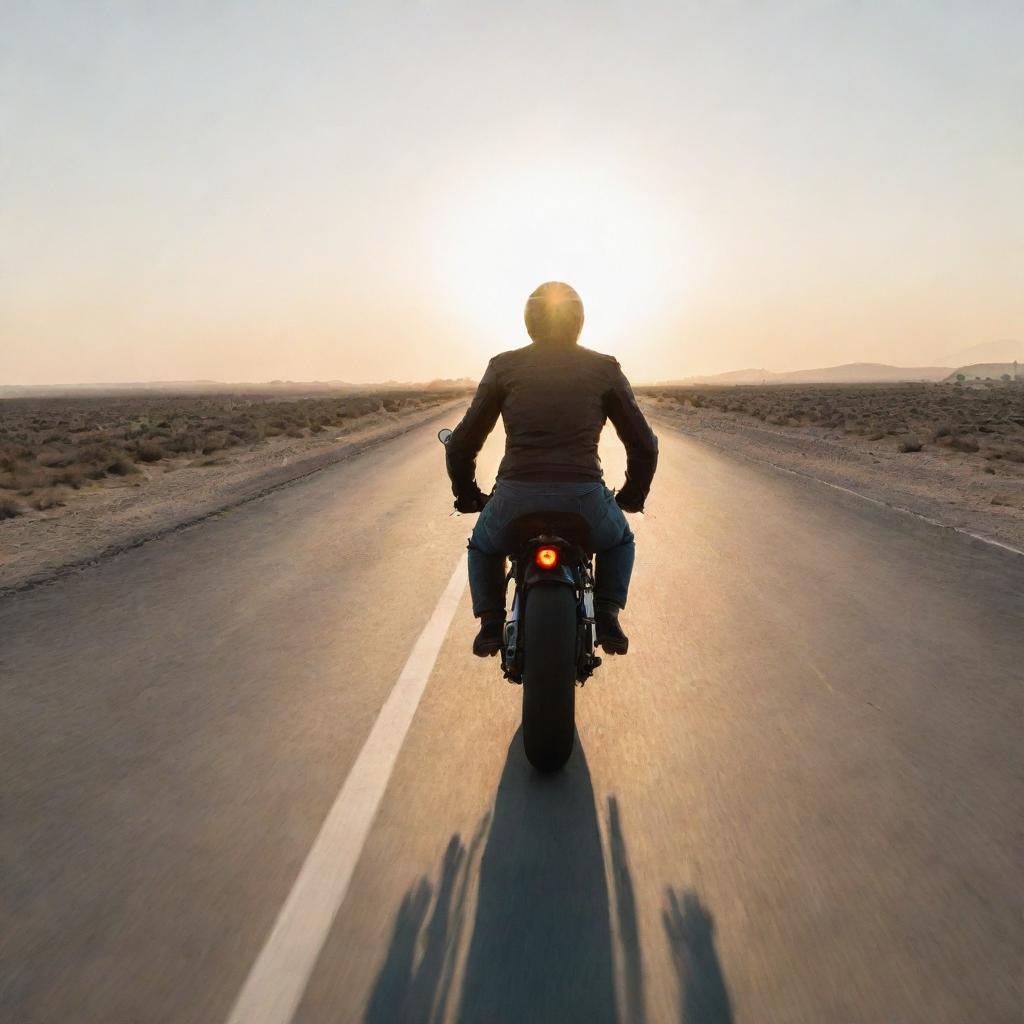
(454, 487, 489, 514)
(614, 487, 644, 514)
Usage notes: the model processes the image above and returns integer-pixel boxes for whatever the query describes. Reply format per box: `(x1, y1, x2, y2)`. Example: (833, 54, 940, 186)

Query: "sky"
(1, 0, 1022, 385)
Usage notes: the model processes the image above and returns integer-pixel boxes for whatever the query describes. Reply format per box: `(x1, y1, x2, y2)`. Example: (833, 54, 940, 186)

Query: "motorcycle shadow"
(363, 730, 734, 1024)
(364, 729, 615, 1024)
(455, 729, 617, 1024)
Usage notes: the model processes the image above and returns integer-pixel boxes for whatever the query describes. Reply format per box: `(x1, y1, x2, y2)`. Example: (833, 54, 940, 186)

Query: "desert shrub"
(986, 445, 1024, 464)
(31, 488, 66, 510)
(948, 436, 980, 453)
(106, 458, 138, 476)
(165, 433, 201, 454)
(201, 431, 230, 454)
(5, 467, 50, 491)
(0, 497, 25, 519)
(0, 388, 455, 507)
(135, 441, 165, 462)
(51, 466, 86, 489)
(34, 449, 72, 469)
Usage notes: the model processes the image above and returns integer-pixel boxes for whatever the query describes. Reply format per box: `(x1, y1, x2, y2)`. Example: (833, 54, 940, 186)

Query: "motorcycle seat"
(504, 510, 593, 553)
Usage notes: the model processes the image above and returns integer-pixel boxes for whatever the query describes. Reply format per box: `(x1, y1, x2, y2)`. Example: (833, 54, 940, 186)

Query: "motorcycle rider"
(445, 281, 658, 657)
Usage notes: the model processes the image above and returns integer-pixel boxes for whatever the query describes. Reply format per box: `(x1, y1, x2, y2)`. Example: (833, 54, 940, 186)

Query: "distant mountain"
(945, 362, 1022, 382)
(680, 367, 775, 385)
(938, 339, 1023, 367)
(664, 362, 953, 386)
(422, 377, 478, 390)
(781, 362, 953, 383)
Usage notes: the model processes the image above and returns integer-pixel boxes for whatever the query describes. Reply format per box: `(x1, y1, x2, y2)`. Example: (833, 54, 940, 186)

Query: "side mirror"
(437, 428, 453, 445)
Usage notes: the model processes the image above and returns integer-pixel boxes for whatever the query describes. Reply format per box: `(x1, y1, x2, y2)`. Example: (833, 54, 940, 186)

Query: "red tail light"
(535, 546, 559, 569)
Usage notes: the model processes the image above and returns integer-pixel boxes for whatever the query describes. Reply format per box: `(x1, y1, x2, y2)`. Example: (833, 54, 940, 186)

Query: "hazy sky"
(2, 1, 1022, 384)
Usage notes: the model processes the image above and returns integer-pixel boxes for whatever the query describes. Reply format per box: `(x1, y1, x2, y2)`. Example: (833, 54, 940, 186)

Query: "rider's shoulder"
(490, 344, 534, 368)
(576, 345, 622, 371)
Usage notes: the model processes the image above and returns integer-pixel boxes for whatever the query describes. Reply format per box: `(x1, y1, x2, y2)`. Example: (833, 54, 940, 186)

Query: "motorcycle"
(439, 427, 602, 772)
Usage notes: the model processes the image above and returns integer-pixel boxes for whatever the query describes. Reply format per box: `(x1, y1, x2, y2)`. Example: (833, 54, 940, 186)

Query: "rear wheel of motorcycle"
(521, 584, 577, 773)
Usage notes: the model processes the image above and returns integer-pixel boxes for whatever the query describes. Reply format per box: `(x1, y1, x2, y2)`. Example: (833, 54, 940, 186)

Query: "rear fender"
(522, 562, 577, 589)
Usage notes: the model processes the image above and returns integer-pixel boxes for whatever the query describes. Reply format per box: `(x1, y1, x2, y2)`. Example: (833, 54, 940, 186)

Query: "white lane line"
(224, 554, 468, 1024)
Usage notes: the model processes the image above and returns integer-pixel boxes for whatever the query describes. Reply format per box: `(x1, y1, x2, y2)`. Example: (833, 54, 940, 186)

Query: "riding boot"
(473, 610, 505, 657)
(595, 599, 629, 655)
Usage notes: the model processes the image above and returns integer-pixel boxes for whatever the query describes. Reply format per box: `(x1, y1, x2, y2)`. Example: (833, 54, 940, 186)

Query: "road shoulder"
(643, 399, 1024, 555)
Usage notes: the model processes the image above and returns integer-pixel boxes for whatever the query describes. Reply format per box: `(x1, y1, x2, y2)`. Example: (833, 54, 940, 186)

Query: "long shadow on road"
(363, 732, 614, 1023)
(363, 730, 733, 1024)
(455, 732, 616, 1024)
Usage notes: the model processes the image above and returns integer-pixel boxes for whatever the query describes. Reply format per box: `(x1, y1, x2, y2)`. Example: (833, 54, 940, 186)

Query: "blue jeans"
(467, 480, 635, 616)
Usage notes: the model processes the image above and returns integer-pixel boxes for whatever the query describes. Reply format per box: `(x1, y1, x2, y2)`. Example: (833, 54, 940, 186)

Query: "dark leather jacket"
(446, 341, 658, 512)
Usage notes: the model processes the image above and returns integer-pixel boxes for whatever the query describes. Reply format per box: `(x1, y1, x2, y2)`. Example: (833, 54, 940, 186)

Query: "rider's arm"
(604, 361, 658, 512)
(446, 358, 503, 510)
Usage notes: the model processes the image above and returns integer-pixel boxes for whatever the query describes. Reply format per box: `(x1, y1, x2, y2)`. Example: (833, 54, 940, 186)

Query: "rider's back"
(491, 342, 622, 483)
(448, 341, 657, 509)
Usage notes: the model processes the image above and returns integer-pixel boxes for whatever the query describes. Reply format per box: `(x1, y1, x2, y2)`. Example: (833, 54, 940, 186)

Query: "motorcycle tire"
(521, 583, 577, 772)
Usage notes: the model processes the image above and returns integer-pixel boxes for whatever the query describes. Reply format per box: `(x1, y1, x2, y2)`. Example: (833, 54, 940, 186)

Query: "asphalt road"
(2, 409, 1021, 1024)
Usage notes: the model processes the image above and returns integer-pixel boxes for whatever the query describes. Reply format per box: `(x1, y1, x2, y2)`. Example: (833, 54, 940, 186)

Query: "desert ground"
(638, 380, 1024, 551)
(0, 388, 468, 591)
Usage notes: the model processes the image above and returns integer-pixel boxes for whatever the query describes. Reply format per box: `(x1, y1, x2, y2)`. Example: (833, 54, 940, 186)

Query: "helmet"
(524, 282, 584, 345)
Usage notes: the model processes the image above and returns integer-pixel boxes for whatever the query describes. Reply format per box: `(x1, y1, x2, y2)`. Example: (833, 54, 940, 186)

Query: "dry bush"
(0, 497, 25, 519)
(30, 488, 66, 510)
(948, 435, 980, 453)
(0, 387, 459, 511)
(135, 441, 166, 463)
(37, 449, 77, 468)
(991, 493, 1021, 507)
(640, 381, 1024, 468)
(106, 457, 138, 476)
(986, 445, 1024, 464)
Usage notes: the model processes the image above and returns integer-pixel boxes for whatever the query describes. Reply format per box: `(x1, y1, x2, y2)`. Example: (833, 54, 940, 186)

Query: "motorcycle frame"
(501, 534, 601, 685)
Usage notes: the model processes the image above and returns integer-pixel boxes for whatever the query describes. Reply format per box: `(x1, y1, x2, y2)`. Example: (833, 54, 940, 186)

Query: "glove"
(614, 487, 644, 514)
(454, 487, 489, 514)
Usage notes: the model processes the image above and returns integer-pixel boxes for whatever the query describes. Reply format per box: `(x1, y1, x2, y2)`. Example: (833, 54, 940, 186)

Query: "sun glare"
(437, 163, 683, 355)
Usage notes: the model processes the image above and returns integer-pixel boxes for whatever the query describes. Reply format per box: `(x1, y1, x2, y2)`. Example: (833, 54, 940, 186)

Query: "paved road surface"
(2, 410, 1021, 1023)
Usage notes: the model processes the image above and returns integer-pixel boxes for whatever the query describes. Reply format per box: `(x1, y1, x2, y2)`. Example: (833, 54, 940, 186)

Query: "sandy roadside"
(0, 399, 464, 595)
(643, 398, 1024, 555)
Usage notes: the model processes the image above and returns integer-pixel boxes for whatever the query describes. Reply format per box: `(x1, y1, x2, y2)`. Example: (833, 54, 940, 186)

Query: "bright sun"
(437, 162, 683, 355)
